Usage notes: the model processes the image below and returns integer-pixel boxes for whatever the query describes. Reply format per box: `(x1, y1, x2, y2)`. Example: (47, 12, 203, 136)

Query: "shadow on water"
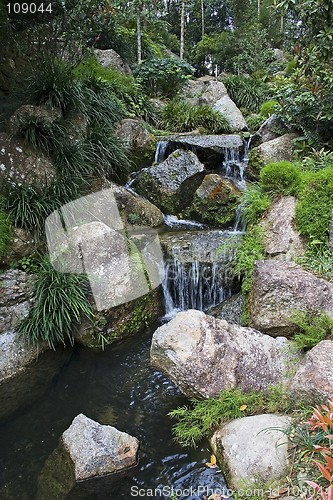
(0, 326, 228, 499)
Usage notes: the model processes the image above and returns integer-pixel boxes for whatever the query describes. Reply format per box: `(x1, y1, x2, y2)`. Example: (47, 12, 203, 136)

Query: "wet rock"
(134, 149, 205, 214)
(213, 95, 248, 132)
(0, 132, 56, 187)
(8, 104, 62, 136)
(288, 340, 333, 403)
(260, 197, 305, 261)
(199, 80, 228, 105)
(94, 48, 132, 75)
(251, 133, 298, 166)
(150, 310, 296, 398)
(252, 114, 288, 146)
(185, 173, 240, 227)
(62, 414, 139, 480)
(207, 293, 245, 325)
(211, 414, 291, 489)
(249, 260, 333, 337)
(115, 118, 151, 150)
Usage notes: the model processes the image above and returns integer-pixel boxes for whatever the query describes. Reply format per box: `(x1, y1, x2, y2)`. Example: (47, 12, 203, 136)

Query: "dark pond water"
(0, 327, 228, 499)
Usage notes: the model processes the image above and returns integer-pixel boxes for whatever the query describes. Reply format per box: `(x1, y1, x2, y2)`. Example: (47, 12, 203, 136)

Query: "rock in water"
(150, 310, 296, 398)
(211, 414, 291, 489)
(62, 414, 139, 481)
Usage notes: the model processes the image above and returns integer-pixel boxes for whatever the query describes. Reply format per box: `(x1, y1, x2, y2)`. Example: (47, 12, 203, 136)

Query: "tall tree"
(180, 0, 186, 59)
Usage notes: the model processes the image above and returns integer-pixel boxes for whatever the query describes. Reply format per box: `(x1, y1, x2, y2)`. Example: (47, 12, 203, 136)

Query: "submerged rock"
(134, 149, 205, 214)
(288, 340, 333, 403)
(150, 310, 295, 398)
(213, 95, 248, 132)
(260, 196, 305, 261)
(249, 260, 333, 337)
(185, 173, 240, 227)
(211, 414, 291, 489)
(62, 414, 139, 480)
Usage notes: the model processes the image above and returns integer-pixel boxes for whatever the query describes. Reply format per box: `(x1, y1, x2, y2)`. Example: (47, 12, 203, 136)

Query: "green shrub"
(160, 100, 230, 133)
(239, 183, 271, 226)
(134, 57, 193, 98)
(260, 100, 280, 118)
(291, 310, 333, 350)
(260, 162, 302, 196)
(0, 206, 12, 258)
(18, 257, 94, 349)
(300, 148, 333, 172)
(223, 76, 271, 113)
(296, 167, 333, 245)
(11, 114, 66, 154)
(246, 114, 265, 132)
(296, 245, 333, 281)
(169, 386, 292, 447)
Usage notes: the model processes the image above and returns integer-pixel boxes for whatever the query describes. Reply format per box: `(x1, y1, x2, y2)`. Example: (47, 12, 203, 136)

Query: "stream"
(0, 135, 248, 499)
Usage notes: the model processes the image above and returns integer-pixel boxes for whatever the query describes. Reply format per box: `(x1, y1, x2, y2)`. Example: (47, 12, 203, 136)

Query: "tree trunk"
(201, 0, 205, 38)
(137, 7, 142, 64)
(180, 0, 185, 59)
(257, 0, 260, 21)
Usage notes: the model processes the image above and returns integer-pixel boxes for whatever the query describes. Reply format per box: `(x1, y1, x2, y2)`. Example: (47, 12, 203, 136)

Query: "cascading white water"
(221, 136, 252, 191)
(154, 140, 169, 163)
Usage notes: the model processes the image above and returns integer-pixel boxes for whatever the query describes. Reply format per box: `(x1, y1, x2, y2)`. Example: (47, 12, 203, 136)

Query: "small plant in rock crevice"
(290, 310, 333, 350)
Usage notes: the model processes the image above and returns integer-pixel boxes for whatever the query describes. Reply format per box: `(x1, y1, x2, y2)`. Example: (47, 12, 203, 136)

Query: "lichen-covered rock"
(288, 340, 333, 403)
(94, 48, 132, 75)
(0, 132, 56, 187)
(8, 104, 62, 136)
(213, 95, 248, 132)
(199, 80, 228, 105)
(252, 133, 297, 166)
(207, 293, 245, 325)
(260, 197, 305, 261)
(150, 310, 296, 398)
(211, 414, 291, 489)
(253, 114, 288, 146)
(115, 118, 151, 150)
(62, 414, 139, 480)
(1, 227, 36, 265)
(249, 260, 333, 337)
(185, 173, 240, 227)
(134, 149, 205, 214)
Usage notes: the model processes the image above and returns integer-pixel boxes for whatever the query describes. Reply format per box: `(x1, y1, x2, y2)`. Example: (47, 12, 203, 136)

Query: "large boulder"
(260, 197, 305, 261)
(249, 260, 333, 337)
(251, 133, 298, 166)
(288, 340, 333, 403)
(252, 114, 288, 146)
(134, 149, 205, 214)
(115, 118, 151, 150)
(211, 414, 291, 489)
(199, 80, 228, 105)
(94, 48, 132, 75)
(62, 414, 139, 480)
(0, 132, 56, 187)
(150, 310, 296, 398)
(184, 173, 240, 227)
(213, 95, 248, 132)
(8, 104, 62, 136)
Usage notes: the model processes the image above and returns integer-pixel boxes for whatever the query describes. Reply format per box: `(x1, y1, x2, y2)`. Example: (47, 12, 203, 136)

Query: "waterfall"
(154, 140, 169, 163)
(221, 136, 252, 190)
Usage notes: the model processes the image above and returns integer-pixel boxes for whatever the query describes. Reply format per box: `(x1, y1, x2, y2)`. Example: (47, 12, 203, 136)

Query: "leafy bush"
(296, 167, 333, 245)
(246, 114, 265, 132)
(260, 162, 302, 197)
(297, 246, 333, 281)
(169, 386, 292, 447)
(223, 75, 272, 113)
(11, 114, 66, 154)
(0, 204, 12, 258)
(134, 57, 193, 98)
(18, 257, 93, 349)
(291, 310, 333, 350)
(239, 183, 271, 227)
(160, 100, 230, 133)
(300, 148, 333, 172)
(260, 100, 280, 118)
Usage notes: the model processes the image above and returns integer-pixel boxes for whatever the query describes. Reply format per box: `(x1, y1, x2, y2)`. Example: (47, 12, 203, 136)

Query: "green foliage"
(134, 57, 193, 98)
(11, 114, 66, 155)
(260, 162, 301, 197)
(18, 257, 93, 349)
(291, 310, 333, 350)
(160, 100, 230, 133)
(0, 203, 12, 258)
(223, 76, 272, 113)
(169, 386, 292, 447)
(295, 167, 333, 245)
(299, 148, 333, 172)
(239, 184, 271, 227)
(246, 114, 265, 132)
(297, 246, 333, 282)
(260, 100, 280, 118)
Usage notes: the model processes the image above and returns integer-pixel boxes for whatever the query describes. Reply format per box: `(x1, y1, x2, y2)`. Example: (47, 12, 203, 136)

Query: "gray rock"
(94, 48, 132, 75)
(1, 227, 36, 265)
(207, 293, 245, 325)
(253, 114, 288, 146)
(249, 260, 333, 337)
(134, 149, 205, 214)
(66, 111, 89, 143)
(288, 340, 333, 403)
(150, 310, 296, 398)
(0, 269, 33, 333)
(199, 80, 228, 105)
(0, 132, 56, 187)
(260, 197, 305, 261)
(115, 118, 151, 150)
(213, 95, 248, 132)
(62, 414, 139, 480)
(274, 48, 287, 63)
(8, 104, 62, 136)
(252, 133, 298, 165)
(185, 173, 240, 227)
(211, 414, 291, 489)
